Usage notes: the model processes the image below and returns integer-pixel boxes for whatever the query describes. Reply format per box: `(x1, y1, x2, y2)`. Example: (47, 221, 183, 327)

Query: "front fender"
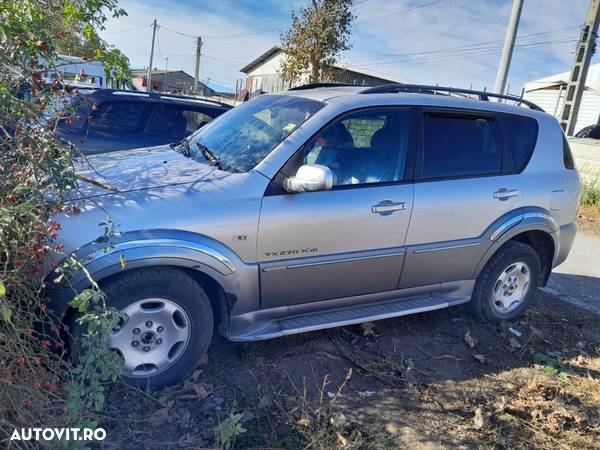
(45, 230, 260, 318)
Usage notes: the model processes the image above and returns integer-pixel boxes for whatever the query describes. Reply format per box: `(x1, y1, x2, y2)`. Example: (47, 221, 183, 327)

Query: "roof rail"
(359, 84, 544, 112)
(288, 82, 356, 91)
(100, 89, 230, 108)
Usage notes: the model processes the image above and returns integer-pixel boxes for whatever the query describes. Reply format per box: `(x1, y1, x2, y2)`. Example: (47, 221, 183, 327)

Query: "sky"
(99, 0, 596, 94)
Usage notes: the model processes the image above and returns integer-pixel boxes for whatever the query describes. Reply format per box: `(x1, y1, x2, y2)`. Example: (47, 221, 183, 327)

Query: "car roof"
(85, 88, 232, 109)
(283, 84, 548, 119)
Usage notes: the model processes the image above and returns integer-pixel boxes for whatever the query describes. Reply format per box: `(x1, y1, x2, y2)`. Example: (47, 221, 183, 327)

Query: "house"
(523, 64, 600, 135)
(238, 46, 409, 96)
(131, 69, 214, 96)
(48, 55, 134, 90)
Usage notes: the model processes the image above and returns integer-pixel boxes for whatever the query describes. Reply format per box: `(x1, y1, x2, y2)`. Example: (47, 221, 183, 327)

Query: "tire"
(72, 268, 213, 389)
(468, 241, 541, 322)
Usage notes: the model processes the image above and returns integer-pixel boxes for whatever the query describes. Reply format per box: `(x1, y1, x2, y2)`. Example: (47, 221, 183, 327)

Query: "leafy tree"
(280, 0, 355, 84)
(0, 0, 128, 440)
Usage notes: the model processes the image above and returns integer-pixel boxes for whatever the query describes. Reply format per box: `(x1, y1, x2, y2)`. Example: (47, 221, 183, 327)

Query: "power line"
(156, 0, 447, 41)
(355, 0, 447, 25)
(343, 24, 581, 63)
(349, 36, 580, 65)
(206, 40, 279, 50)
(103, 24, 151, 34)
(158, 25, 197, 39)
(348, 38, 577, 68)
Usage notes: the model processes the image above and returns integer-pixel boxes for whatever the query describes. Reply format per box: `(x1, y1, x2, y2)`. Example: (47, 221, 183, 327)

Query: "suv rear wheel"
(469, 241, 541, 322)
(73, 268, 213, 389)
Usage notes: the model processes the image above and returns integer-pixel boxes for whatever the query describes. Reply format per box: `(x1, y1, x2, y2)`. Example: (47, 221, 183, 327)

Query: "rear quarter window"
(502, 114, 538, 172)
(563, 136, 576, 170)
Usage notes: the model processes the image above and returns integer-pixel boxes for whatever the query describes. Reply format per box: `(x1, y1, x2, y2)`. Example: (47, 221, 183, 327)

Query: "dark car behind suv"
(56, 89, 232, 155)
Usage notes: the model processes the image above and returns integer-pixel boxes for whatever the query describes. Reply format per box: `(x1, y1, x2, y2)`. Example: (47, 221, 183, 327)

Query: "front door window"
(301, 109, 412, 186)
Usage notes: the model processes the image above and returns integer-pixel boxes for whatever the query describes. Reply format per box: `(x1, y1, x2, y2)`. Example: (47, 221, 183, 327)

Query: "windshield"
(185, 95, 324, 172)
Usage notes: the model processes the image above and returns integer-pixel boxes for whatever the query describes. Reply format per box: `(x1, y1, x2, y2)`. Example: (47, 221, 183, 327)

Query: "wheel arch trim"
(474, 209, 559, 279)
(80, 238, 236, 276)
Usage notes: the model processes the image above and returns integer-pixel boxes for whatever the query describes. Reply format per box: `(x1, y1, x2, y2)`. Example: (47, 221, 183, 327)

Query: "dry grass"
(96, 295, 600, 450)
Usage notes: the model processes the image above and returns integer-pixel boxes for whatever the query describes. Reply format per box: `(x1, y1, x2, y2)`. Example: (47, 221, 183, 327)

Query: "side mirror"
(284, 164, 333, 193)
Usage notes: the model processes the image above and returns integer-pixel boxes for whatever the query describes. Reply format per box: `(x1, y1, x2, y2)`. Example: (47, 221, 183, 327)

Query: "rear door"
(400, 108, 523, 288)
(257, 107, 417, 308)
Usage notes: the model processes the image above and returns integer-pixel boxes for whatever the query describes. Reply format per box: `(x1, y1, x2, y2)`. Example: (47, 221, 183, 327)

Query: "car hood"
(73, 145, 224, 198)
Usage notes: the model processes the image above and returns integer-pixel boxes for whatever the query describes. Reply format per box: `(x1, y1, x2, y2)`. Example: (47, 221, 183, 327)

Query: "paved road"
(544, 231, 600, 315)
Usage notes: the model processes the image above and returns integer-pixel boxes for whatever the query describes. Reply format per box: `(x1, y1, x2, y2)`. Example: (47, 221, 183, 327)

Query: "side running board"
(229, 295, 469, 342)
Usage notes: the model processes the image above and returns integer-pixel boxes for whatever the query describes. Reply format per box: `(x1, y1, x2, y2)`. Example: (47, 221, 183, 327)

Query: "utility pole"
(146, 19, 157, 92)
(194, 37, 202, 94)
(163, 57, 168, 92)
(494, 0, 524, 95)
(560, 0, 600, 135)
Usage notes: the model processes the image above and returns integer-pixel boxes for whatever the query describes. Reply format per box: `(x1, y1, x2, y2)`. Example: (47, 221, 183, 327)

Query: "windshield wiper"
(171, 138, 192, 157)
(196, 143, 222, 169)
(180, 138, 192, 157)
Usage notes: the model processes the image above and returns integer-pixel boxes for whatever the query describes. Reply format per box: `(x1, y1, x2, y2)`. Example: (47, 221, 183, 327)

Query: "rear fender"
(472, 207, 559, 279)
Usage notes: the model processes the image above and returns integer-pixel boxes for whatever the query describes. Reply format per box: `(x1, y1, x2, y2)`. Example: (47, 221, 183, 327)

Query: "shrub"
(0, 0, 128, 446)
(580, 178, 600, 207)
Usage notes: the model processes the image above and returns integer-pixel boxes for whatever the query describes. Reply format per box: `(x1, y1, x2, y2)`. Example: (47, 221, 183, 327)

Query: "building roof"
(239, 46, 410, 84)
(240, 46, 282, 74)
(131, 69, 195, 79)
(524, 63, 600, 94)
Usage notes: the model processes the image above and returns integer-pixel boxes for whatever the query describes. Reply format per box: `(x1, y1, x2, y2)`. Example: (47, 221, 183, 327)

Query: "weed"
(214, 409, 247, 450)
(581, 177, 600, 206)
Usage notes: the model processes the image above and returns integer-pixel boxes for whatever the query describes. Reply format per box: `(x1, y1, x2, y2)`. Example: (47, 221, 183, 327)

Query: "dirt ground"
(99, 285, 600, 449)
(577, 205, 600, 237)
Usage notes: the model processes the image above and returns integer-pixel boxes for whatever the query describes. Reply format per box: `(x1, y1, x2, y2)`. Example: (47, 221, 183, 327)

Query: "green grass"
(581, 178, 600, 206)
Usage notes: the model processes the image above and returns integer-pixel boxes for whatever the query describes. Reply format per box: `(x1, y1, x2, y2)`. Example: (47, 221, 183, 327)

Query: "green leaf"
(0, 304, 12, 323)
(558, 371, 570, 381)
(119, 254, 126, 269)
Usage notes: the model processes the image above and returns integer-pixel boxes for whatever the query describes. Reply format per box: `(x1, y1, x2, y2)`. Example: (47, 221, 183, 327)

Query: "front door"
(257, 108, 416, 308)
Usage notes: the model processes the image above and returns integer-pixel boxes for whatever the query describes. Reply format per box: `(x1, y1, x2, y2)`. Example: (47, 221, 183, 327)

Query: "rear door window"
(502, 114, 538, 171)
(88, 101, 152, 134)
(420, 113, 503, 179)
(146, 105, 221, 139)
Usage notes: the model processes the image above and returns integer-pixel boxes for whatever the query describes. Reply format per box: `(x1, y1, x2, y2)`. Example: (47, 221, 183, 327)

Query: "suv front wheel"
(469, 241, 541, 322)
(74, 268, 214, 389)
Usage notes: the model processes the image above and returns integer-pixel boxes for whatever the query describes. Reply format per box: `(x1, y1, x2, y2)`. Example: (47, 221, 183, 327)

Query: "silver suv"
(46, 84, 581, 388)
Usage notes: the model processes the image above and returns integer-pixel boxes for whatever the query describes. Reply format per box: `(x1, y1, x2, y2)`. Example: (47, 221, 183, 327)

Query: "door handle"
(372, 200, 406, 215)
(493, 188, 519, 201)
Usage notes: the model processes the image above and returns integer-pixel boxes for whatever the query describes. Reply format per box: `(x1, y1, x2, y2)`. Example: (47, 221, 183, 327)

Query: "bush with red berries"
(0, 1, 128, 446)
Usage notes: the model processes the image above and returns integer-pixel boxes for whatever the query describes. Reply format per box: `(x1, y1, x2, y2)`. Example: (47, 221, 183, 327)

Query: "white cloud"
(101, 0, 592, 93)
